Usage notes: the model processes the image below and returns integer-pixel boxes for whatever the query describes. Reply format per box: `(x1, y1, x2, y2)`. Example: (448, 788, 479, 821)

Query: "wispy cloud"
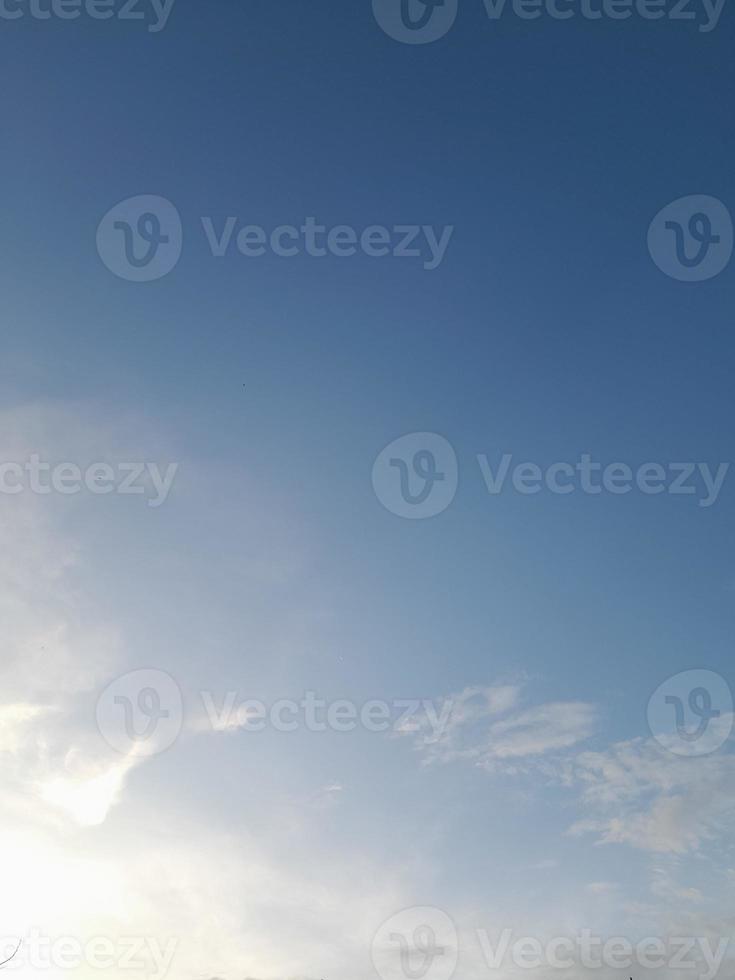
(585, 881, 618, 894)
(569, 737, 735, 854)
(0, 403, 167, 829)
(398, 683, 598, 773)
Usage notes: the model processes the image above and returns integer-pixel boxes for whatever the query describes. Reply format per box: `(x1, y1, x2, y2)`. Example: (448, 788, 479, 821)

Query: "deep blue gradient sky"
(2, 4, 735, 980)
(5, 0, 734, 685)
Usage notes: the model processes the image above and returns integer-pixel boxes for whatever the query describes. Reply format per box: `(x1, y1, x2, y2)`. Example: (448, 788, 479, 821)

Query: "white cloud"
(585, 881, 618, 895)
(37, 749, 143, 827)
(0, 703, 54, 753)
(0, 403, 162, 830)
(569, 737, 735, 854)
(649, 868, 703, 904)
(484, 702, 598, 761)
(400, 683, 597, 772)
(0, 401, 424, 980)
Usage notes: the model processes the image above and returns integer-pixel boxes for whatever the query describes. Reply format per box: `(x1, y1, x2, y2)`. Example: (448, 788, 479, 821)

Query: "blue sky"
(1, 3, 734, 980)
